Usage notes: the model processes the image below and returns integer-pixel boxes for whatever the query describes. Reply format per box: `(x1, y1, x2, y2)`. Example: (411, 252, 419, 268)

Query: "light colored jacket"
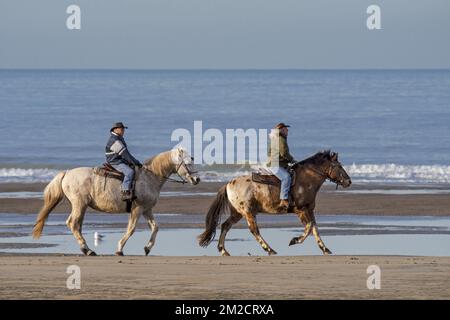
(267, 132, 294, 168)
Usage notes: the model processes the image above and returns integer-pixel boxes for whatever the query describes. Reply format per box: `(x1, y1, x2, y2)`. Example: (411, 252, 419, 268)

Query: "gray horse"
(33, 147, 200, 256)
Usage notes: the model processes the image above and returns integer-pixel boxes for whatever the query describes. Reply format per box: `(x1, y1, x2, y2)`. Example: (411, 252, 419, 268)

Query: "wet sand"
(0, 255, 448, 299)
(1, 182, 450, 216)
(1, 183, 449, 300)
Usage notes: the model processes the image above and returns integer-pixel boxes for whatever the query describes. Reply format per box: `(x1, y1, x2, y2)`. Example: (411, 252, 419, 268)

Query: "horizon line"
(1, 67, 450, 72)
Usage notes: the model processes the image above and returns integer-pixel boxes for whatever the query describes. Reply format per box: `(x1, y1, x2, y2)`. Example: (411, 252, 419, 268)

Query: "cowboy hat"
(275, 122, 291, 129)
(110, 122, 128, 132)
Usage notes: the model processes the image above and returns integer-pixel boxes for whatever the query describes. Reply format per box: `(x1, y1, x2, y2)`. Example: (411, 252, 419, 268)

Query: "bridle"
(165, 156, 198, 184)
(301, 161, 345, 188)
(141, 156, 198, 184)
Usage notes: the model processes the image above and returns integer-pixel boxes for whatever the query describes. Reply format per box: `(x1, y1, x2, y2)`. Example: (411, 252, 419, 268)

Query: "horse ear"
(172, 147, 182, 162)
(177, 147, 184, 158)
(331, 152, 338, 161)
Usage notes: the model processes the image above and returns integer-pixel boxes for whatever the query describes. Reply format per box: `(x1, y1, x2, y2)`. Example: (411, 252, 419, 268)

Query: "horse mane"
(143, 150, 175, 177)
(298, 150, 333, 166)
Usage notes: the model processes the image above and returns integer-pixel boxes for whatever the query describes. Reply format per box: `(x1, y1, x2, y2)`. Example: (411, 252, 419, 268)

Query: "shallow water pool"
(0, 213, 449, 256)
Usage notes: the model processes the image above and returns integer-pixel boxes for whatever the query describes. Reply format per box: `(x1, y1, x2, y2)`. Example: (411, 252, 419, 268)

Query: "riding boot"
(121, 190, 133, 201)
(277, 199, 289, 213)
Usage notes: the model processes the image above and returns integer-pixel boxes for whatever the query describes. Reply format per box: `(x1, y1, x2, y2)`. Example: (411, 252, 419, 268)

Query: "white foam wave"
(1, 164, 450, 185)
(345, 164, 450, 184)
(0, 168, 62, 183)
(198, 170, 252, 182)
(199, 163, 450, 184)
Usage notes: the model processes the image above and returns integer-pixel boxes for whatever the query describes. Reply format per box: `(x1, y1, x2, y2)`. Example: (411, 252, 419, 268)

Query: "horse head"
(325, 151, 351, 188)
(171, 147, 201, 185)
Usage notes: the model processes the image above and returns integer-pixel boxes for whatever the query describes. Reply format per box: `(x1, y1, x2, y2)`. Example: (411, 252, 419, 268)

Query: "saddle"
(252, 167, 297, 212)
(93, 163, 125, 181)
(93, 163, 135, 213)
(251, 167, 296, 187)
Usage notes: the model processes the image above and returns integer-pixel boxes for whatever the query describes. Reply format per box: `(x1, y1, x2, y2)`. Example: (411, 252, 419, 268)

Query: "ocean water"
(1, 69, 450, 184)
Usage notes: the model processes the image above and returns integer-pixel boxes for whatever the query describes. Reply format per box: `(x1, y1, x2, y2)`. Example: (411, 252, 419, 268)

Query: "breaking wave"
(0, 168, 62, 183)
(1, 164, 450, 184)
(344, 163, 450, 184)
(198, 163, 450, 184)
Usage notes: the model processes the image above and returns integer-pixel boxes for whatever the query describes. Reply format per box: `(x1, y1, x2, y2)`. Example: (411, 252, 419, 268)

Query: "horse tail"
(32, 171, 66, 239)
(198, 185, 230, 247)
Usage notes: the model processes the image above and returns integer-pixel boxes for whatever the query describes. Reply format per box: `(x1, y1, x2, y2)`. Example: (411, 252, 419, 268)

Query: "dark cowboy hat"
(275, 122, 291, 129)
(110, 122, 128, 132)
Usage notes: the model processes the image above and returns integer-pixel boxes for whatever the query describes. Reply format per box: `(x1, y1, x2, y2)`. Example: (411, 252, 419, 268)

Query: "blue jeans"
(112, 163, 134, 191)
(269, 166, 291, 200)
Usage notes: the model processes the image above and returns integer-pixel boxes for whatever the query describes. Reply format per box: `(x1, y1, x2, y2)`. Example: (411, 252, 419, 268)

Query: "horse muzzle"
(188, 175, 201, 185)
(341, 179, 352, 188)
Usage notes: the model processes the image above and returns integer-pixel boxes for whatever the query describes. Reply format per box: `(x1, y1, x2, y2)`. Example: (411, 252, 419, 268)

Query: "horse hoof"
(115, 251, 124, 256)
(323, 248, 332, 255)
(81, 248, 96, 256)
(268, 250, 278, 256)
(289, 237, 298, 246)
(144, 247, 150, 256)
(220, 250, 230, 257)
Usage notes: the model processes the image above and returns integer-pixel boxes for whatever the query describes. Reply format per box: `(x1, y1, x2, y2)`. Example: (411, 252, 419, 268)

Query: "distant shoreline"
(1, 182, 450, 216)
(2, 68, 450, 71)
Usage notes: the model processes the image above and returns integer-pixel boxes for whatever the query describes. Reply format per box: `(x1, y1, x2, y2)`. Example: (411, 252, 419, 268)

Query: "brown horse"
(198, 151, 351, 256)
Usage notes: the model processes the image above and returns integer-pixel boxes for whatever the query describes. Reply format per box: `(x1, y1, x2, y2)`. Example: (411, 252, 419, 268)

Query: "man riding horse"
(267, 122, 296, 212)
(105, 122, 143, 201)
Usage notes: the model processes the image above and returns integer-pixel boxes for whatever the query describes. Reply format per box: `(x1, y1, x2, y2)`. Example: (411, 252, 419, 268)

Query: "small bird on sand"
(94, 232, 104, 241)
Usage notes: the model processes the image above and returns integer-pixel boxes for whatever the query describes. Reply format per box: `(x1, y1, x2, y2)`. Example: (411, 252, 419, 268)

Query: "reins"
(143, 157, 197, 184)
(296, 162, 342, 189)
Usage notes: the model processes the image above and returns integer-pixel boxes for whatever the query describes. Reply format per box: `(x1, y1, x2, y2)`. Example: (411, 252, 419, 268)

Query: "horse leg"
(217, 211, 242, 256)
(66, 203, 94, 256)
(289, 221, 313, 246)
(116, 206, 142, 256)
(312, 223, 332, 255)
(289, 209, 313, 246)
(244, 213, 277, 256)
(143, 210, 159, 256)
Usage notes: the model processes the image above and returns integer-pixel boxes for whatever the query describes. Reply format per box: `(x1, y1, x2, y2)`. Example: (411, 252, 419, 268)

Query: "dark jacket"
(267, 132, 294, 168)
(105, 132, 141, 166)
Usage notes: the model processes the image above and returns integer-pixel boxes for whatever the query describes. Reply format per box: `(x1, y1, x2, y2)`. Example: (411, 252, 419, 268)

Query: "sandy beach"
(0, 255, 448, 300)
(1, 182, 450, 300)
(1, 182, 450, 216)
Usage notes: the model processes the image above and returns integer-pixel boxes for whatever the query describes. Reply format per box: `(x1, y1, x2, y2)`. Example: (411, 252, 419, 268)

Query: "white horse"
(32, 147, 200, 256)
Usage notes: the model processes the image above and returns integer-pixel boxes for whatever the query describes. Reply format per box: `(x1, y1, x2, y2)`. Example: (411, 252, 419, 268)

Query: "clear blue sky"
(1, 0, 449, 69)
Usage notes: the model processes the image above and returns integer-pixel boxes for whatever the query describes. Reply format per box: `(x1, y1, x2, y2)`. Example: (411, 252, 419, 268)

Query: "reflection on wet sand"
(1, 213, 449, 256)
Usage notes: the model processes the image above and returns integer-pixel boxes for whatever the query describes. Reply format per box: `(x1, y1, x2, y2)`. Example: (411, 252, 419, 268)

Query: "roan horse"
(32, 147, 200, 256)
(198, 151, 351, 256)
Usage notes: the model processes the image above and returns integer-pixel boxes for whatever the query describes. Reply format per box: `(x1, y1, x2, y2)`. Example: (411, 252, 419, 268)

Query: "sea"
(1, 69, 450, 185)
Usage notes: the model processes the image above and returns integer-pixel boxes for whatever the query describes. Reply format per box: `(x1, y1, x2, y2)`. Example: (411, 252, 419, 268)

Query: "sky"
(0, 0, 449, 69)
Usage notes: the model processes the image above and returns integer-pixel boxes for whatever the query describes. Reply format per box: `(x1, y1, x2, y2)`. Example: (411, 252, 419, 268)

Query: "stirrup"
(277, 200, 289, 213)
(121, 191, 132, 201)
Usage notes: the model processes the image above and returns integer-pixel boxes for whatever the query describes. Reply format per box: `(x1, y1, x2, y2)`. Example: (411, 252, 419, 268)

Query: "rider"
(105, 122, 143, 201)
(267, 123, 295, 212)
